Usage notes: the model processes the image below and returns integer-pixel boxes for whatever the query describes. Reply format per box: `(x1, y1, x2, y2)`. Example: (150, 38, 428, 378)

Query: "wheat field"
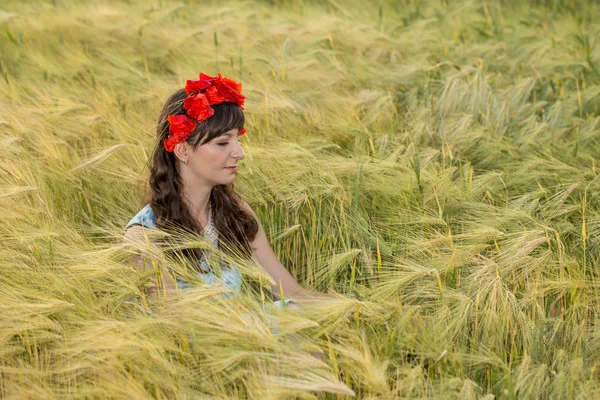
(1, 0, 599, 398)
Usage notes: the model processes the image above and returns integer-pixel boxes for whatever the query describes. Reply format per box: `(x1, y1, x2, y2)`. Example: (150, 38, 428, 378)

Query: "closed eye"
(217, 142, 229, 146)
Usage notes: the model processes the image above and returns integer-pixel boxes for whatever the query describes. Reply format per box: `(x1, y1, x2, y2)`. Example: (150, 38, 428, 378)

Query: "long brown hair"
(147, 89, 258, 266)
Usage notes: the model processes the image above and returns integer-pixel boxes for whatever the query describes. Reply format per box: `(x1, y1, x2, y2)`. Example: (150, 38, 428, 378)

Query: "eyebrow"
(219, 131, 237, 137)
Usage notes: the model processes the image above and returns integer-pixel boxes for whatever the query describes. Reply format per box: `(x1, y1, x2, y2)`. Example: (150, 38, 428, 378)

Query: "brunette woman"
(125, 73, 327, 306)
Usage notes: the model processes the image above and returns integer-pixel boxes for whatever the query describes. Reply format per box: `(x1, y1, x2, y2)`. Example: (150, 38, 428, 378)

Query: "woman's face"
(187, 128, 245, 186)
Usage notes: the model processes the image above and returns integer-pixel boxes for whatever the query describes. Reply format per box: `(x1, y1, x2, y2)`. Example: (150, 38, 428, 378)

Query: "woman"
(125, 72, 327, 305)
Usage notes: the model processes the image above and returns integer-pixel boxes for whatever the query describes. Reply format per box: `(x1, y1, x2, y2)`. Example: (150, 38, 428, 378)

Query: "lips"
(225, 166, 238, 172)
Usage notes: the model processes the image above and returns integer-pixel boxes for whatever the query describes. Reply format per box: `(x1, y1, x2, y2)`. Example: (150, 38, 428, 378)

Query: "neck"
(180, 175, 213, 227)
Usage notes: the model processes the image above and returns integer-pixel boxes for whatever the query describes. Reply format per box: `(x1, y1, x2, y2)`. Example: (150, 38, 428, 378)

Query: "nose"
(232, 141, 245, 161)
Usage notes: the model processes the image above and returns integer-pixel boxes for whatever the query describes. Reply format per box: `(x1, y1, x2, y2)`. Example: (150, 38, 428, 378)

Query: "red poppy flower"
(238, 127, 246, 136)
(199, 72, 216, 83)
(164, 137, 178, 152)
(183, 93, 215, 121)
(165, 114, 196, 152)
(185, 78, 212, 94)
(204, 85, 226, 105)
(168, 114, 196, 136)
(213, 73, 245, 108)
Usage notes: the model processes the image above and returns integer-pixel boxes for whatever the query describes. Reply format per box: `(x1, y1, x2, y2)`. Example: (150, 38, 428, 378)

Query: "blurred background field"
(1, 0, 600, 398)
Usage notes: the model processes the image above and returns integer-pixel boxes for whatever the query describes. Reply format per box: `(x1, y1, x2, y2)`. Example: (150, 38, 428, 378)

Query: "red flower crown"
(164, 72, 246, 152)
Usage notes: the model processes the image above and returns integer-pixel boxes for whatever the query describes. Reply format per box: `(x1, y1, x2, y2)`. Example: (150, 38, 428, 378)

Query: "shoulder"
(238, 200, 263, 227)
(123, 205, 162, 249)
(125, 204, 157, 230)
(238, 199, 257, 218)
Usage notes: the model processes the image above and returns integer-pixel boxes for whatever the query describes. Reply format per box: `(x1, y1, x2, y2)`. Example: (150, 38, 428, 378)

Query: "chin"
(219, 177, 236, 185)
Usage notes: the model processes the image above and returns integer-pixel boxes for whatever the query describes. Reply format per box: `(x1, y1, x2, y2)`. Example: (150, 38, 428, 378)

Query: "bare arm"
(241, 202, 333, 301)
(124, 226, 177, 298)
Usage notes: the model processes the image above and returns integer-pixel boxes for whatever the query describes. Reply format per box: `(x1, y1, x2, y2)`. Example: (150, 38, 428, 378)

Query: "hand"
(289, 286, 339, 302)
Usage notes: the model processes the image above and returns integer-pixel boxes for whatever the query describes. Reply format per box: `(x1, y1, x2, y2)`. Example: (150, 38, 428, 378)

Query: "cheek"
(196, 146, 228, 167)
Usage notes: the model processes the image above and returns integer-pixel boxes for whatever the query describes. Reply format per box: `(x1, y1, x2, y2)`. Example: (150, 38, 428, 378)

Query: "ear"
(173, 142, 189, 163)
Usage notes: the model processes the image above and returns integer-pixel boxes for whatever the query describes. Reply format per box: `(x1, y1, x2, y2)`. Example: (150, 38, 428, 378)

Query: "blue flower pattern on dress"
(126, 204, 242, 292)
